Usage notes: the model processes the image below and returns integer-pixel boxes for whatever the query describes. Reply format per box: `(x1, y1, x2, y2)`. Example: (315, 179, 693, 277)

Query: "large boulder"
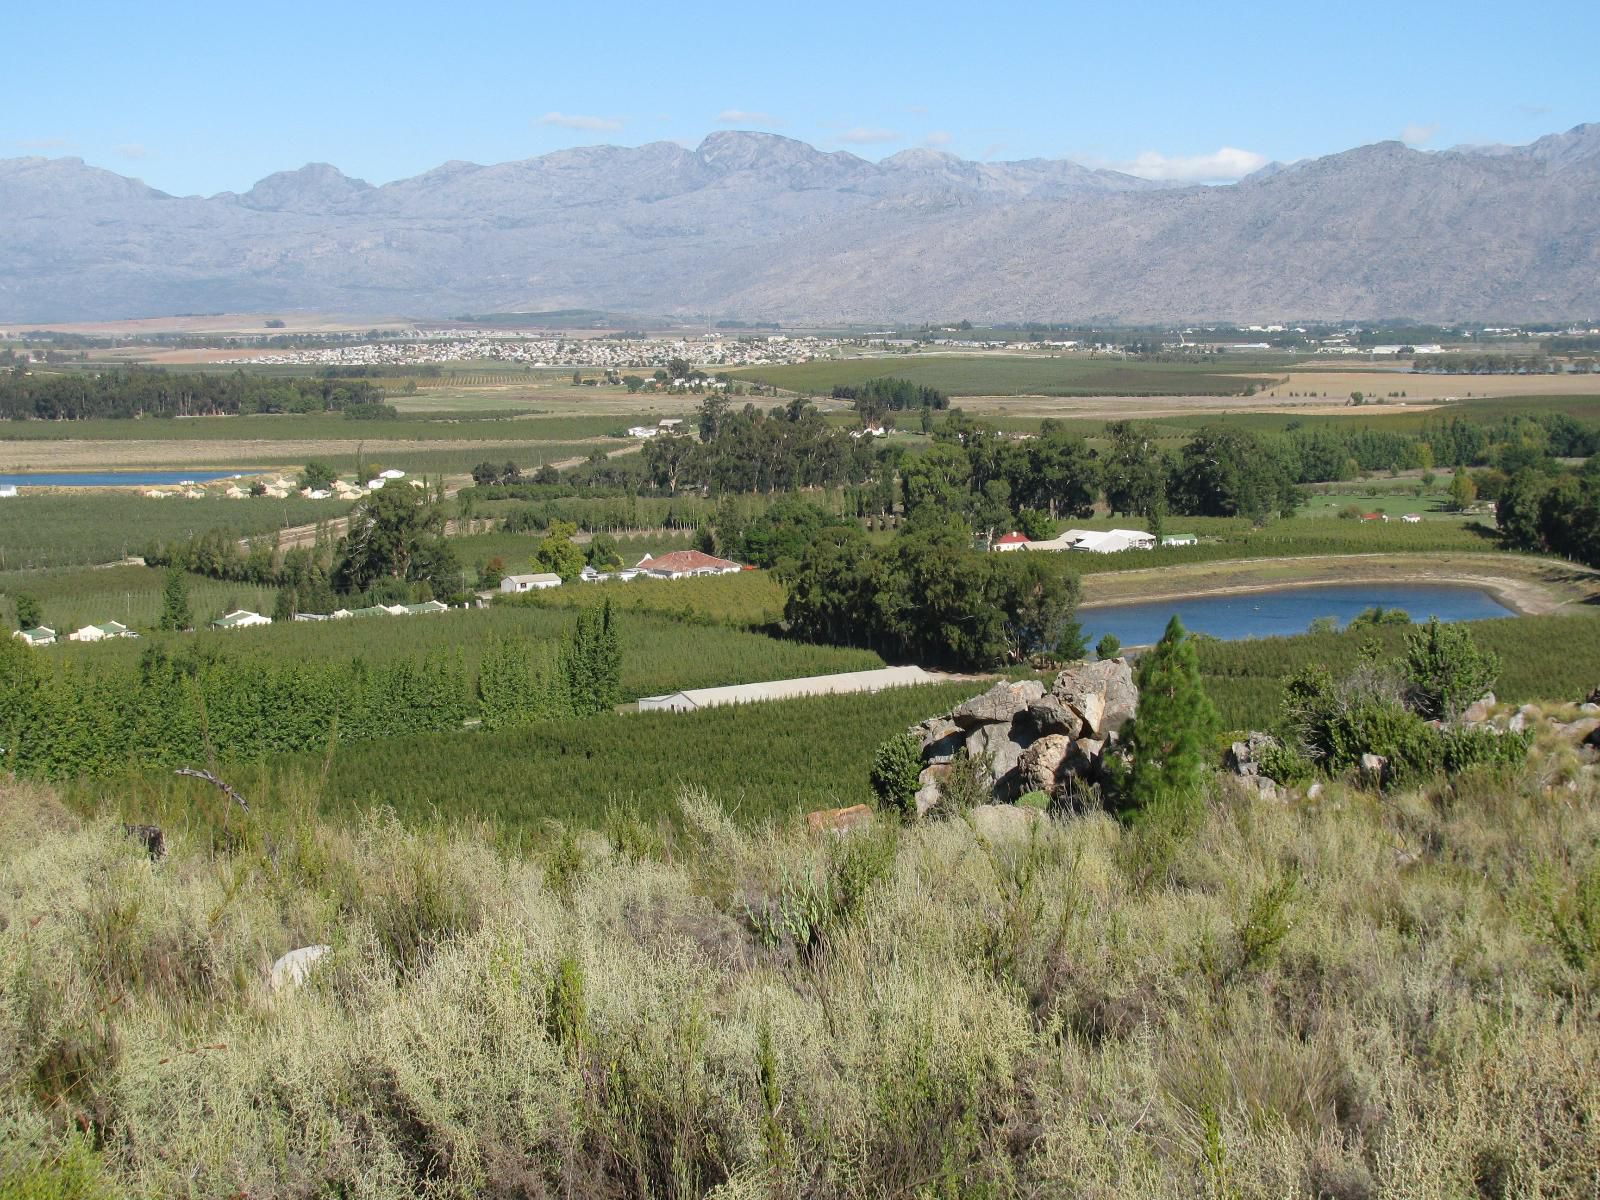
(1052, 659, 1138, 737)
(1018, 734, 1073, 795)
(967, 721, 1034, 794)
(951, 680, 1046, 729)
(1024, 695, 1084, 739)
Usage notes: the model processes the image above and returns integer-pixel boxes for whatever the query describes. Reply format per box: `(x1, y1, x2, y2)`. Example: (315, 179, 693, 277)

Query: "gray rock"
(1239, 775, 1280, 801)
(1359, 753, 1388, 788)
(1024, 695, 1083, 738)
(909, 716, 960, 748)
(1052, 659, 1138, 737)
(1461, 692, 1496, 724)
(269, 944, 332, 994)
(951, 680, 1046, 729)
(969, 803, 1044, 840)
(921, 730, 966, 765)
(967, 721, 1033, 794)
(1065, 736, 1106, 778)
(1553, 717, 1600, 744)
(1580, 703, 1600, 716)
(1017, 734, 1072, 795)
(914, 782, 942, 817)
(1306, 781, 1326, 801)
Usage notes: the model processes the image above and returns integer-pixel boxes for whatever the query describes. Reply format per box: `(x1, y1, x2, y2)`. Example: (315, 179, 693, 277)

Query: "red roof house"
(635, 550, 744, 578)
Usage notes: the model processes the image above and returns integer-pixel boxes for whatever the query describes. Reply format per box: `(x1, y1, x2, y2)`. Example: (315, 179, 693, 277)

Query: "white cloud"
(1100, 146, 1268, 182)
(16, 137, 68, 150)
(116, 143, 147, 160)
(716, 109, 780, 126)
(1400, 122, 1438, 146)
(922, 130, 953, 148)
(537, 112, 624, 132)
(836, 127, 902, 145)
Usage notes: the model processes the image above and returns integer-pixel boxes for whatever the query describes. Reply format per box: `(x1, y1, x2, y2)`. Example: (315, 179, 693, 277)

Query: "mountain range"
(3, 126, 1598, 324)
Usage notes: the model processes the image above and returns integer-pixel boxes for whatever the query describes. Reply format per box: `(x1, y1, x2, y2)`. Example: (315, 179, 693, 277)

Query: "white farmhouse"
(501, 573, 563, 592)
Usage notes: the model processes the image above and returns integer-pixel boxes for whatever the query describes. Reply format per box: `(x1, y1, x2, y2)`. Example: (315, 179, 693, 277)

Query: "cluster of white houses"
(12, 620, 138, 647)
(11, 600, 456, 647)
(992, 528, 1197, 554)
(500, 550, 745, 593)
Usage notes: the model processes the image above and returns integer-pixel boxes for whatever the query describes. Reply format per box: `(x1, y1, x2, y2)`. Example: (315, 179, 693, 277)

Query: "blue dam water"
(1080, 582, 1514, 647)
(0, 471, 241, 488)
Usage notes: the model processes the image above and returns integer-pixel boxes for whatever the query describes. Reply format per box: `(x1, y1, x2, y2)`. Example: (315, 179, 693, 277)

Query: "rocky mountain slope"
(2, 126, 1597, 323)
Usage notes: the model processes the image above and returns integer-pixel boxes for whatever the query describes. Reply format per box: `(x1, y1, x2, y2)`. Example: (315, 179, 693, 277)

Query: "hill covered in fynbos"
(3, 730, 1597, 1196)
(2, 125, 1599, 323)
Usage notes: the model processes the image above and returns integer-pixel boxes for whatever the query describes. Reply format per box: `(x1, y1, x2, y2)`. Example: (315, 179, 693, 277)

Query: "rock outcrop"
(906, 661, 1137, 811)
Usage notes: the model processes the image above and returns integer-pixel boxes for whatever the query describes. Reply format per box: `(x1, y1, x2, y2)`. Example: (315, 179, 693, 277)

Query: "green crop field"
(730, 355, 1270, 397)
(0, 493, 347, 570)
(25, 600, 883, 702)
(514, 569, 789, 627)
(1, 565, 280, 631)
(71, 680, 982, 841)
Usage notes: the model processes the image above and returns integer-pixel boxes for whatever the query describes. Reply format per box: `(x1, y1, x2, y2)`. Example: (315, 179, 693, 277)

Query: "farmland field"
(21, 599, 885, 702)
(0, 493, 347, 569)
(730, 354, 1272, 397)
(0, 564, 282, 630)
(69, 680, 984, 841)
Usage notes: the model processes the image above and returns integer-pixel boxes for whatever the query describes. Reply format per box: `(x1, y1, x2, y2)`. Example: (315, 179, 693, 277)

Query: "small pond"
(1079, 582, 1514, 647)
(0, 471, 242, 488)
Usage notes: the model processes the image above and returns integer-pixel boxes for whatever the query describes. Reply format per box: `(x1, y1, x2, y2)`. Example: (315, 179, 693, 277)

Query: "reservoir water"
(0, 471, 241, 488)
(1080, 582, 1514, 646)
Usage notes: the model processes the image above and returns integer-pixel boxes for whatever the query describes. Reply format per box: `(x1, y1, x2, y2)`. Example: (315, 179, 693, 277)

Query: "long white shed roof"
(638, 665, 946, 712)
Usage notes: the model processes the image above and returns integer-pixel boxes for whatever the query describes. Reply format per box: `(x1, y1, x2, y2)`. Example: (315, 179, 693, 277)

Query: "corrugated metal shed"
(638, 665, 944, 713)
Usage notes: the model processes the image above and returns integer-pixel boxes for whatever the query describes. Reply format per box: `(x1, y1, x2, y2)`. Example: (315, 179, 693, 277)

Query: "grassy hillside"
(5, 756, 1597, 1197)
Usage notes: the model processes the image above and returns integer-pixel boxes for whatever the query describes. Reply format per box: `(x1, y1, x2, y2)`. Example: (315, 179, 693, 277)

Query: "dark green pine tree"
(1125, 616, 1219, 810)
(158, 567, 193, 632)
(596, 598, 622, 709)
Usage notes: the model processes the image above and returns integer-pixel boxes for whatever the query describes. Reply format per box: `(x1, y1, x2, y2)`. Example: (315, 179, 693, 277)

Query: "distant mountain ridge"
(2, 126, 1597, 323)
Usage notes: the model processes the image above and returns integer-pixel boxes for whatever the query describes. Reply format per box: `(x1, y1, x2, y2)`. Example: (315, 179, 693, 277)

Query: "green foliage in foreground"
(1195, 612, 1600, 731)
(1125, 617, 1219, 810)
(7, 758, 1600, 1196)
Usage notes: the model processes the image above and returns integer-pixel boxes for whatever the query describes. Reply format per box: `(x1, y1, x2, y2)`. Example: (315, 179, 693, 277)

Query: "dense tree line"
(645, 399, 881, 495)
(1496, 457, 1600, 568)
(0, 601, 622, 778)
(830, 377, 949, 419)
(1410, 354, 1565, 375)
(0, 368, 390, 420)
(778, 515, 1081, 669)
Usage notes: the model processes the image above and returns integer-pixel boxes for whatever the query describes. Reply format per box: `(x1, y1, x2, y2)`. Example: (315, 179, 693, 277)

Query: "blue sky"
(5, 0, 1595, 196)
